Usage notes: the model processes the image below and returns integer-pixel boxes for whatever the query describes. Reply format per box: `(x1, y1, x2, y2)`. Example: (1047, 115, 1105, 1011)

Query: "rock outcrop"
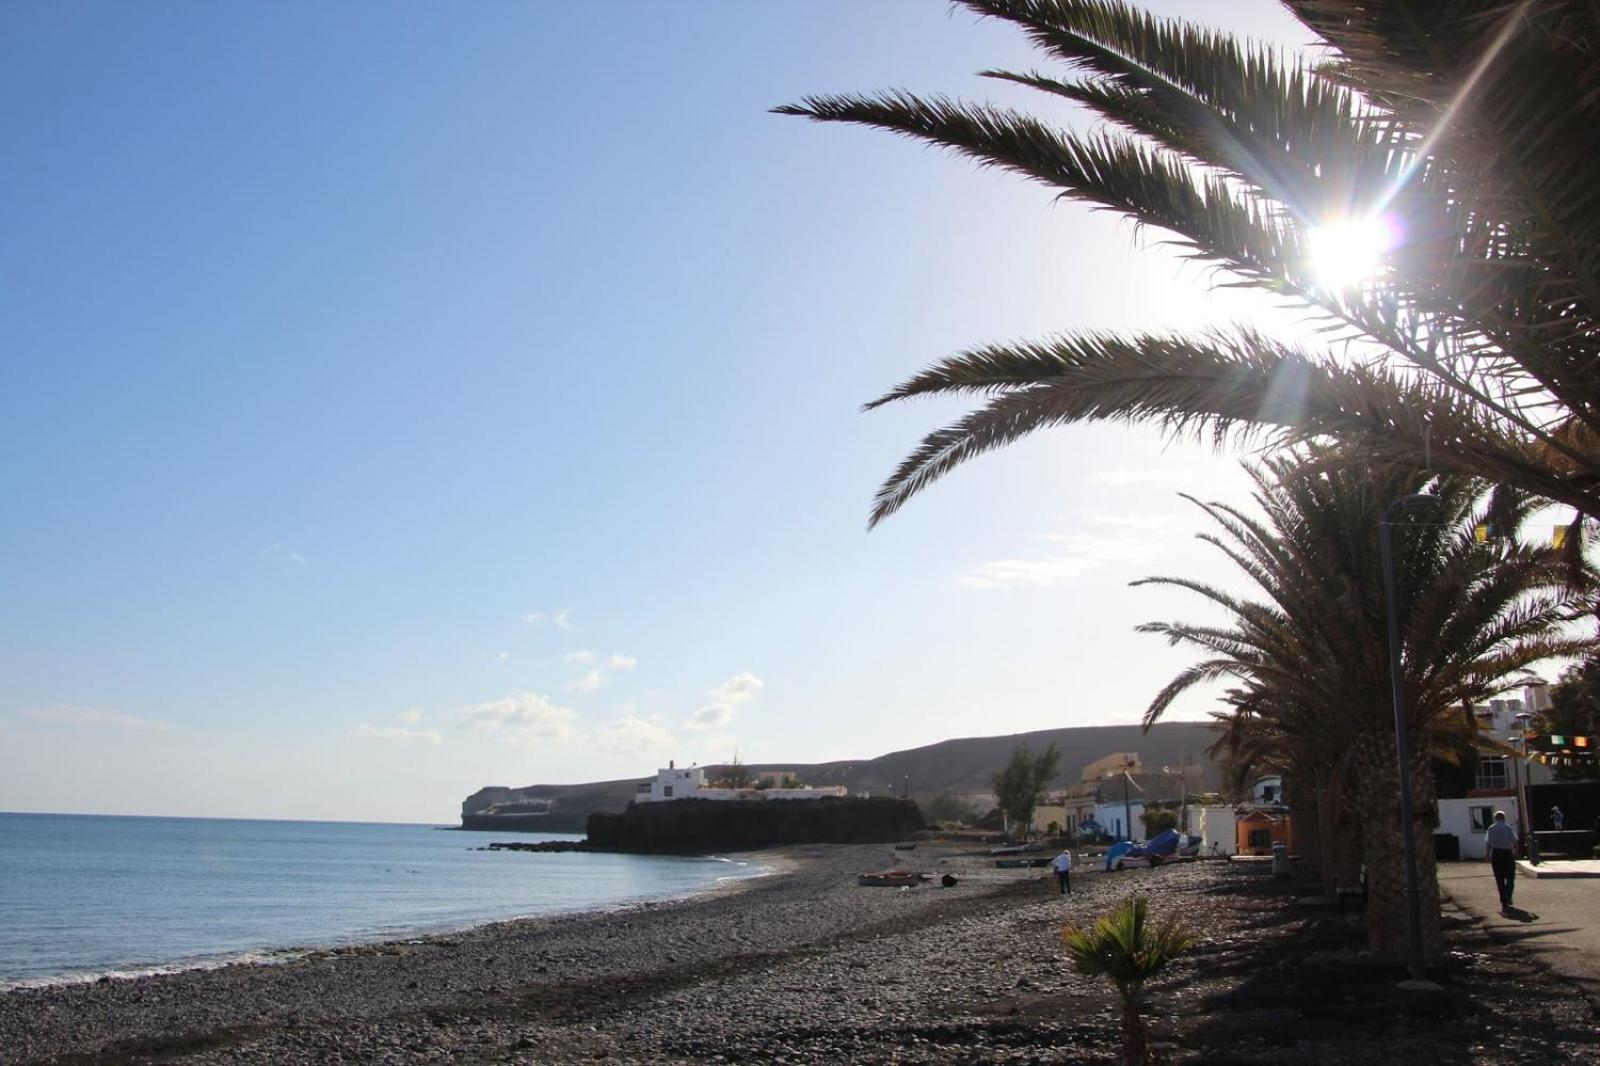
(585, 796, 924, 853)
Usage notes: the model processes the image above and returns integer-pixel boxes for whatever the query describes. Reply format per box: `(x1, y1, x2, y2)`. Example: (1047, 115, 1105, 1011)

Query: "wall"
(586, 796, 925, 853)
(1094, 799, 1145, 841)
(1438, 796, 1521, 860)
(1197, 806, 1236, 856)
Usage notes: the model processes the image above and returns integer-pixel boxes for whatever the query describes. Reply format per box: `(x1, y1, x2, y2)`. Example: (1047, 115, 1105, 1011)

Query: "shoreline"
(0, 850, 774, 996)
(7, 846, 1593, 1063)
(0, 842, 1035, 1063)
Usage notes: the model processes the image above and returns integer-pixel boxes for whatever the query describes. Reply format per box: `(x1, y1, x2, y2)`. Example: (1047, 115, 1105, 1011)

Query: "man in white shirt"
(1051, 848, 1073, 895)
(1484, 810, 1519, 911)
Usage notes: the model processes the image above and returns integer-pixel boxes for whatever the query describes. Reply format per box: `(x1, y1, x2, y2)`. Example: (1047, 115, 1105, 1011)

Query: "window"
(1470, 806, 1495, 833)
(1248, 828, 1272, 850)
(1474, 757, 1509, 792)
(664, 786, 674, 798)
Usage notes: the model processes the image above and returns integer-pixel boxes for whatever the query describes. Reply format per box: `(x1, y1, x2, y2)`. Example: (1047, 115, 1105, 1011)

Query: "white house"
(1439, 796, 1524, 860)
(1467, 689, 1555, 795)
(635, 763, 848, 803)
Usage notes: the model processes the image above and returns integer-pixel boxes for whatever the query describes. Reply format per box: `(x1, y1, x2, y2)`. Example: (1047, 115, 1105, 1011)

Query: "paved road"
(1438, 860, 1600, 1003)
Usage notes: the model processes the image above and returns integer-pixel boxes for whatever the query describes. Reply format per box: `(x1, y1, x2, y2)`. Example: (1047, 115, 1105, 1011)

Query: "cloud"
(709, 673, 764, 704)
(565, 669, 604, 694)
(685, 672, 764, 732)
(396, 709, 423, 724)
(18, 705, 172, 731)
(264, 541, 308, 565)
(463, 692, 579, 741)
(604, 653, 637, 670)
(496, 651, 510, 663)
(686, 703, 736, 730)
(1083, 468, 1186, 487)
(346, 723, 442, 745)
(590, 714, 677, 756)
(521, 609, 572, 629)
(562, 650, 597, 666)
(961, 532, 1163, 589)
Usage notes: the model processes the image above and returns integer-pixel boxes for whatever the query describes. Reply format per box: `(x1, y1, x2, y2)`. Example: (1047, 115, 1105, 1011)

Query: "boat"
(857, 870, 928, 887)
(993, 857, 1052, 869)
(989, 842, 1048, 856)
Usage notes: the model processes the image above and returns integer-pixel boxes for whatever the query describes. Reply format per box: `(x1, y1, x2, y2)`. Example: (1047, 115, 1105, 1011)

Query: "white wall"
(1439, 797, 1521, 860)
(1197, 806, 1237, 856)
(1094, 799, 1145, 841)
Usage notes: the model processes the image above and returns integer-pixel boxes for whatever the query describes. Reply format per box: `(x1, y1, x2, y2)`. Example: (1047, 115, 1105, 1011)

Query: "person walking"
(1051, 848, 1073, 895)
(1551, 805, 1565, 832)
(1485, 810, 1519, 912)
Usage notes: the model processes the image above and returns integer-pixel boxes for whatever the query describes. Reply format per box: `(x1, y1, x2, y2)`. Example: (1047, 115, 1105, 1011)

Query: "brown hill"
(461, 720, 1219, 833)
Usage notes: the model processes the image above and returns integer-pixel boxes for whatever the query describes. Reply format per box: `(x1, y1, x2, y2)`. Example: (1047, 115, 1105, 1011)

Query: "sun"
(1308, 215, 1399, 291)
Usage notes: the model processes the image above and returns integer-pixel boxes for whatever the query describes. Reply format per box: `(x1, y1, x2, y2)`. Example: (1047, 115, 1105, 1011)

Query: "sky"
(1, 1, 1325, 823)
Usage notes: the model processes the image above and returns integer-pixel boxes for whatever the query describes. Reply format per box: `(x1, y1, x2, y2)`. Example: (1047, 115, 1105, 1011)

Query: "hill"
(460, 720, 1220, 833)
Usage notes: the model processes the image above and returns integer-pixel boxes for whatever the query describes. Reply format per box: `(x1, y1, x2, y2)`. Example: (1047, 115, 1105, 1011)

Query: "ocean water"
(0, 812, 758, 988)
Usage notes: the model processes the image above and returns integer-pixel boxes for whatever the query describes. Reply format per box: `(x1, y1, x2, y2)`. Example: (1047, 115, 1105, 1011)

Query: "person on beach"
(1550, 806, 1564, 831)
(1484, 810, 1518, 911)
(1051, 848, 1073, 895)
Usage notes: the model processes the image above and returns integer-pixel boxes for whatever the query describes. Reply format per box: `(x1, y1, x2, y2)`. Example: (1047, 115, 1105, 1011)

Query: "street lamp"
(1378, 492, 1438, 985)
(1511, 711, 1535, 863)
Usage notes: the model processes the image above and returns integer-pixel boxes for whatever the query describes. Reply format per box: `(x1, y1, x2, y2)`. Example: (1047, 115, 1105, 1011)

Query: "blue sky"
(1, 1, 1315, 822)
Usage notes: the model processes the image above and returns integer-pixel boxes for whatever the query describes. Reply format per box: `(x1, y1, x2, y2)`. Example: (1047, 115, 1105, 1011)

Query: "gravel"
(2, 844, 1595, 1064)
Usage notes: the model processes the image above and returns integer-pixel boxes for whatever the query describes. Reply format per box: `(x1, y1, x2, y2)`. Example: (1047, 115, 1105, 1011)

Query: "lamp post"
(1511, 711, 1535, 864)
(1378, 492, 1438, 985)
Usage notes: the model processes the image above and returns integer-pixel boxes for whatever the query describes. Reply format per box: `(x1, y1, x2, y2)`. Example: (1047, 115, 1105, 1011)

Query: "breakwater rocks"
(586, 796, 924, 853)
(479, 840, 590, 853)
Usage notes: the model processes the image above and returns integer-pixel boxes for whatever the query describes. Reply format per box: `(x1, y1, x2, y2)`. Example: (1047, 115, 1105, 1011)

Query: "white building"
(634, 763, 848, 803)
(1468, 688, 1555, 794)
(1439, 796, 1524, 859)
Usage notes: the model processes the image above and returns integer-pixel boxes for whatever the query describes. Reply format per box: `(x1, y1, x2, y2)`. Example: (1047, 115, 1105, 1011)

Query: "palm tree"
(1136, 451, 1589, 952)
(778, 0, 1600, 532)
(1062, 896, 1190, 1066)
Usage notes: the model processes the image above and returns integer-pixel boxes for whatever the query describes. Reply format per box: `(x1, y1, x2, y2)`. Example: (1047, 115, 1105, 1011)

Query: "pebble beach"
(2, 843, 1595, 1064)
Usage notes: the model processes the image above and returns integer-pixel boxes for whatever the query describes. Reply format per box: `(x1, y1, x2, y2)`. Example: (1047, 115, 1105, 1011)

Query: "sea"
(0, 812, 760, 989)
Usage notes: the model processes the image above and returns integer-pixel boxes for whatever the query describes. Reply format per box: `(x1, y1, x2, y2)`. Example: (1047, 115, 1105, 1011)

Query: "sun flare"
(1308, 215, 1398, 291)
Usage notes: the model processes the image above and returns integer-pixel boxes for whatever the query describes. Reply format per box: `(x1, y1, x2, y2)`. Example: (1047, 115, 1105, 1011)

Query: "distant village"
(633, 685, 1561, 862)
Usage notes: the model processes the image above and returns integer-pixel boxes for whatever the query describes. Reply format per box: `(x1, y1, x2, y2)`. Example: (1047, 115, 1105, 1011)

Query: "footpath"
(1438, 860, 1600, 1006)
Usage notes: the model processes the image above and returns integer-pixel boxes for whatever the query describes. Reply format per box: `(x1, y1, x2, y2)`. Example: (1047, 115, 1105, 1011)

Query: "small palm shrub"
(1063, 897, 1191, 1066)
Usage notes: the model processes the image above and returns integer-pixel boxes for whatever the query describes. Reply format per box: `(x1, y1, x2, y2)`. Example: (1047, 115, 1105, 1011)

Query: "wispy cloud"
(462, 692, 579, 742)
(17, 705, 172, 731)
(604, 653, 637, 670)
(397, 709, 423, 724)
(562, 650, 597, 666)
(961, 532, 1163, 589)
(1083, 468, 1186, 487)
(346, 723, 442, 745)
(496, 651, 510, 663)
(565, 669, 604, 694)
(590, 714, 677, 756)
(264, 541, 308, 565)
(521, 609, 572, 629)
(685, 672, 764, 732)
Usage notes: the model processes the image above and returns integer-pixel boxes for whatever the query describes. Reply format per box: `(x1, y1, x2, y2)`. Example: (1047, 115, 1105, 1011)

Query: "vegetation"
(1138, 453, 1586, 952)
(1139, 807, 1176, 836)
(780, 0, 1600, 531)
(1062, 897, 1190, 1066)
(782, 0, 1600, 958)
(1541, 659, 1600, 780)
(920, 791, 981, 825)
(991, 742, 1061, 835)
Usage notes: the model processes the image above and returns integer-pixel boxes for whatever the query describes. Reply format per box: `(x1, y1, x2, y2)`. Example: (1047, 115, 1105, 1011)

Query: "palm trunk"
(1352, 730, 1443, 955)
(1119, 994, 1149, 1066)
